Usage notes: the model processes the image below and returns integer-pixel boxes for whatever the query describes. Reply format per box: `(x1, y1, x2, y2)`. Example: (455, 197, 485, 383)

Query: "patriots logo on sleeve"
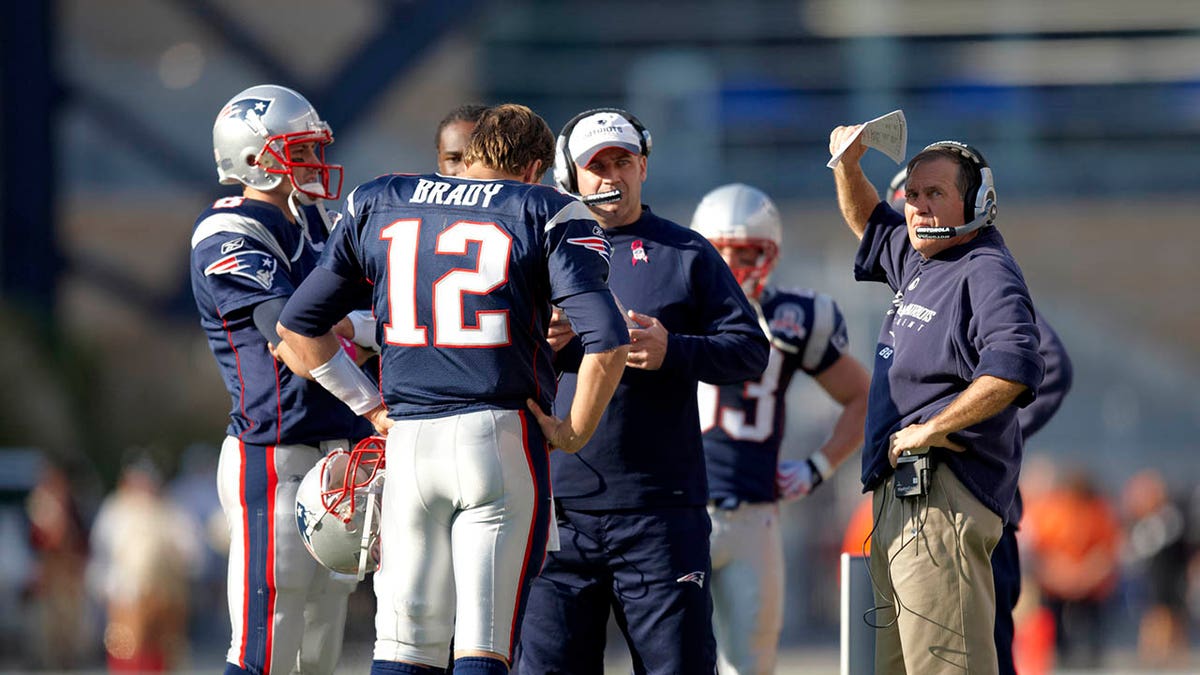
(566, 231, 612, 262)
(204, 251, 278, 290)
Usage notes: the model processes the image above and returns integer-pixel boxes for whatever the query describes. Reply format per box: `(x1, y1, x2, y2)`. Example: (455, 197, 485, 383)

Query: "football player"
(277, 103, 630, 675)
(190, 84, 370, 675)
(691, 184, 871, 674)
(436, 104, 488, 176)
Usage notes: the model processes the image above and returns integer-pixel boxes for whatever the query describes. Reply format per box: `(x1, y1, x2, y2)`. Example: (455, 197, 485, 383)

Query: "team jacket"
(552, 207, 770, 510)
(855, 202, 1044, 520)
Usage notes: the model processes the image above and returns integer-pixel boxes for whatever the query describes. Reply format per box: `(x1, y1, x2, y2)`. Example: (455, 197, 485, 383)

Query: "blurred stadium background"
(1, 0, 1198, 672)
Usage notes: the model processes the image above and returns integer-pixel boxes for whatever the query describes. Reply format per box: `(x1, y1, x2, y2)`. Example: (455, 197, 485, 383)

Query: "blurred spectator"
(1011, 454, 1061, 675)
(1009, 579, 1054, 675)
(1121, 469, 1190, 667)
(1024, 467, 1122, 668)
(87, 455, 201, 672)
(24, 461, 96, 668)
(840, 495, 874, 557)
(167, 443, 229, 651)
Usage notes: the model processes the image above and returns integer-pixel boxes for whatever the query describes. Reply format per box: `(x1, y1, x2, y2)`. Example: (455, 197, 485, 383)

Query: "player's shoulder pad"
(761, 286, 846, 359)
(343, 174, 404, 215)
(542, 195, 598, 234)
(760, 287, 817, 346)
(192, 210, 291, 271)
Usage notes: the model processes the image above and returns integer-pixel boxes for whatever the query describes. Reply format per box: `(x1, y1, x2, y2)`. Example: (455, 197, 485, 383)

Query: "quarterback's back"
(322, 172, 612, 418)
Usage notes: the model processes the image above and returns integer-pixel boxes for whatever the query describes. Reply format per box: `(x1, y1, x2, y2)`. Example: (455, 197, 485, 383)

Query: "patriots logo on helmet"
(204, 251, 278, 290)
(295, 503, 316, 546)
(218, 97, 273, 123)
(566, 235, 612, 261)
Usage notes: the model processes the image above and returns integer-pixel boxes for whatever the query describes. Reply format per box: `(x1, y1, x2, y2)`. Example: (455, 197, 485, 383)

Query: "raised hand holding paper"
(826, 109, 907, 168)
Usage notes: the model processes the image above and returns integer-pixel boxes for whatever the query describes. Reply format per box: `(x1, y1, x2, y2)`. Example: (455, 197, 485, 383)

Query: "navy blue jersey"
(190, 196, 369, 446)
(854, 203, 1043, 520)
(701, 287, 849, 503)
(552, 207, 771, 509)
(315, 174, 619, 419)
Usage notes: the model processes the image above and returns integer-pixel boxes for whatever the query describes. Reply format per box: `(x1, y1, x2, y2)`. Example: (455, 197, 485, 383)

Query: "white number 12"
(381, 219, 513, 347)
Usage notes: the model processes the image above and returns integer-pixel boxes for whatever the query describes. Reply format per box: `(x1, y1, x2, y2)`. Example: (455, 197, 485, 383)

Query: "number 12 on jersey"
(381, 218, 513, 348)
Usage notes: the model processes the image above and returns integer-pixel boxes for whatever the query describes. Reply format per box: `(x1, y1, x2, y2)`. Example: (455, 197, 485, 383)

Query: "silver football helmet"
(212, 84, 343, 200)
(690, 183, 782, 299)
(295, 437, 385, 578)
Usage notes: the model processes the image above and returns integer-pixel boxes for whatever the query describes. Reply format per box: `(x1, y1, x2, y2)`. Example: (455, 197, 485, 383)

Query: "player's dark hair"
(464, 104, 555, 181)
(435, 103, 489, 149)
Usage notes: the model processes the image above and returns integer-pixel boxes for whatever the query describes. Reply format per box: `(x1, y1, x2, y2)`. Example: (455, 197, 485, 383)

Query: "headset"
(911, 140, 997, 240)
(553, 107, 652, 199)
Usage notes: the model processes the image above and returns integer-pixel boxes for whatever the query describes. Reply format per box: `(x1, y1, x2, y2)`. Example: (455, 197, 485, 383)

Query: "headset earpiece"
(554, 107, 651, 195)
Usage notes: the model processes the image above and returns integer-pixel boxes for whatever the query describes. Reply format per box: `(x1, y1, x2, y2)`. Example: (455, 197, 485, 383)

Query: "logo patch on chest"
(631, 239, 649, 266)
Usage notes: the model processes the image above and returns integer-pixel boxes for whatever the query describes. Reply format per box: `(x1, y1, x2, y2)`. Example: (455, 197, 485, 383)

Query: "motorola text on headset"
(553, 107, 652, 207)
(910, 140, 998, 240)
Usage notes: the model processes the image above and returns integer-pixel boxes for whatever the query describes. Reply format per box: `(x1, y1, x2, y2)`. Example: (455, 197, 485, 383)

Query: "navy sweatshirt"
(854, 203, 1043, 520)
(553, 206, 770, 510)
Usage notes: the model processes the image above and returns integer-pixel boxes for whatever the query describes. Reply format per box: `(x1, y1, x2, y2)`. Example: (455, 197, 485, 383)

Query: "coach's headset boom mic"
(912, 140, 998, 240)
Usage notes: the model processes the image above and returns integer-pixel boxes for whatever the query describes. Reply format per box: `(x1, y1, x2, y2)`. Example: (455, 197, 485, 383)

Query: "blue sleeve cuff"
(556, 289, 631, 354)
(975, 348, 1044, 408)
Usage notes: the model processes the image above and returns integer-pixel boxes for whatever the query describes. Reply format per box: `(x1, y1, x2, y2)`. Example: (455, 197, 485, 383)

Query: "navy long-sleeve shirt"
(552, 207, 770, 509)
(855, 203, 1043, 520)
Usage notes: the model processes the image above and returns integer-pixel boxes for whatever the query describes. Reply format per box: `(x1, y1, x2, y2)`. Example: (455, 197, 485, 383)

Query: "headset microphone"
(580, 189, 622, 206)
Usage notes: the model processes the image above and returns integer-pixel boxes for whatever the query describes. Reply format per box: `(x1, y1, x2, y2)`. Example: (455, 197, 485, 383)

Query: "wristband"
(808, 450, 834, 482)
(310, 348, 381, 415)
(347, 310, 380, 352)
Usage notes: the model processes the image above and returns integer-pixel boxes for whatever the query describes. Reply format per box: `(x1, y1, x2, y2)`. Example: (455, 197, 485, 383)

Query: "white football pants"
(217, 436, 358, 675)
(373, 408, 547, 667)
(709, 501, 785, 675)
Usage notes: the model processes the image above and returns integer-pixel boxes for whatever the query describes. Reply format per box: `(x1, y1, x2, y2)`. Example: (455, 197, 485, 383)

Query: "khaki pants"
(869, 465, 1003, 674)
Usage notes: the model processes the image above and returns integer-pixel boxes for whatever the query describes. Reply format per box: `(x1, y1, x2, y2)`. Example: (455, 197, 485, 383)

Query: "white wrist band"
(808, 450, 834, 480)
(310, 348, 381, 416)
(347, 310, 380, 351)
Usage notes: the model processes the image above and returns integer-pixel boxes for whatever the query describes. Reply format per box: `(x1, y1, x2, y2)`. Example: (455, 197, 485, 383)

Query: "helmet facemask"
(710, 238, 779, 300)
(257, 128, 343, 202)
